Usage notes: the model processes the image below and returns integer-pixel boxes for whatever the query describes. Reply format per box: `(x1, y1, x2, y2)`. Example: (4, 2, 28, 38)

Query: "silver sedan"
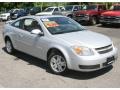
(3, 15, 118, 74)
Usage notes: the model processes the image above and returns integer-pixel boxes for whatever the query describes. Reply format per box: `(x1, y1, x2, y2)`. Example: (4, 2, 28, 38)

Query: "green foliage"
(0, 2, 115, 12)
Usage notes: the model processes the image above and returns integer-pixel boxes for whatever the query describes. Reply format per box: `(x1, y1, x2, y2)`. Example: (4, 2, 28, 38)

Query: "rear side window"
(12, 21, 20, 28)
(11, 20, 23, 29)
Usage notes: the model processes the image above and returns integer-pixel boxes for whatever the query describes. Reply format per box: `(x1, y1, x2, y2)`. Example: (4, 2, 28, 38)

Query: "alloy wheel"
(50, 55, 66, 73)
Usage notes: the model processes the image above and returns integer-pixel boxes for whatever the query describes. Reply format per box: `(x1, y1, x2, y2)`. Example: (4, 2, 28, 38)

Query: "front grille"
(95, 44, 113, 54)
(77, 14, 85, 17)
(103, 16, 118, 21)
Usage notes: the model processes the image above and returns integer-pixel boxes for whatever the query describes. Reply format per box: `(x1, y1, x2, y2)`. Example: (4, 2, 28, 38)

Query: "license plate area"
(103, 56, 115, 67)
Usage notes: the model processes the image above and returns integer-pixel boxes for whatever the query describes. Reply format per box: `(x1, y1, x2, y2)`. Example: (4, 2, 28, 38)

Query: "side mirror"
(31, 29, 44, 36)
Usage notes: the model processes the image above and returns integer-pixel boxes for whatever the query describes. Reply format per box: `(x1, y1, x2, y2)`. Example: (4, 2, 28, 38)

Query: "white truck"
(0, 9, 20, 21)
(36, 6, 63, 16)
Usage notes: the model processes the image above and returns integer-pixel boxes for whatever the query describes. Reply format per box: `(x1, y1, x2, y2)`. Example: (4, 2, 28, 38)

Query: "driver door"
(13, 18, 44, 58)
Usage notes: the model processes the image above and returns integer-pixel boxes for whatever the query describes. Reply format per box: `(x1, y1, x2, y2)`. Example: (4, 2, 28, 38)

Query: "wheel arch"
(4, 35, 16, 49)
(47, 46, 72, 69)
(67, 14, 73, 18)
(4, 35, 11, 42)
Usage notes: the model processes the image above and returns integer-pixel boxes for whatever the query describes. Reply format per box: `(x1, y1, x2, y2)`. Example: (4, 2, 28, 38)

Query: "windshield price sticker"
(43, 21, 59, 27)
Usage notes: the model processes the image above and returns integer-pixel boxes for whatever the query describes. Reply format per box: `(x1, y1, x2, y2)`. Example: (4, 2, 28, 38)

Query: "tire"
(5, 38, 15, 54)
(101, 23, 107, 26)
(67, 15, 73, 18)
(91, 16, 97, 25)
(47, 51, 68, 75)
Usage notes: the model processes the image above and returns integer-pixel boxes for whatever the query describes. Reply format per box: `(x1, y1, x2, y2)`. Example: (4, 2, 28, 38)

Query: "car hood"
(102, 11, 120, 16)
(36, 12, 52, 15)
(54, 30, 112, 48)
(0, 13, 10, 16)
(78, 10, 96, 15)
(62, 11, 72, 16)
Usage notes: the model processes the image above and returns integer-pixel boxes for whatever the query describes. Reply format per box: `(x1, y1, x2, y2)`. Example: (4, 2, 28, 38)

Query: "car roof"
(18, 15, 66, 20)
(11, 15, 67, 24)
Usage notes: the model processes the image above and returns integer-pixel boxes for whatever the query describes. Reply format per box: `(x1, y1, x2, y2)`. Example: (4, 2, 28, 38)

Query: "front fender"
(47, 45, 72, 69)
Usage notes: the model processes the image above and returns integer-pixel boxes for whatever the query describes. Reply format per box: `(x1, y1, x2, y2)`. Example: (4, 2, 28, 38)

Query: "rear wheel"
(48, 51, 68, 75)
(5, 38, 15, 54)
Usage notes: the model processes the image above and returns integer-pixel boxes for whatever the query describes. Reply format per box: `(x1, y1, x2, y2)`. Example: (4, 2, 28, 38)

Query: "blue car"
(10, 9, 28, 20)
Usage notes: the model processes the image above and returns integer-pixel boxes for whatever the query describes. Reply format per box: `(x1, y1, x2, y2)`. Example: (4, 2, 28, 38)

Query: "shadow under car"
(2, 47, 113, 80)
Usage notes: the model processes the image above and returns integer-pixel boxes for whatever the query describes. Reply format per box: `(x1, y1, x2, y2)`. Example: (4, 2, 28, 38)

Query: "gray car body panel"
(3, 15, 118, 72)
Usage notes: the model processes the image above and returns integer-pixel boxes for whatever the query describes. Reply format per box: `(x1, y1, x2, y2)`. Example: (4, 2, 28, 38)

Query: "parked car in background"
(74, 4, 107, 25)
(30, 7, 41, 15)
(0, 10, 11, 21)
(24, 7, 32, 15)
(62, 5, 82, 18)
(0, 9, 16, 21)
(3, 15, 118, 74)
(100, 4, 120, 26)
(0, 9, 25, 21)
(36, 7, 62, 15)
(10, 9, 28, 20)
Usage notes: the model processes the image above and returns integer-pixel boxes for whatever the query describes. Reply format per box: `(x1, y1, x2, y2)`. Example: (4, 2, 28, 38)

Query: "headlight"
(84, 14, 89, 17)
(115, 16, 120, 20)
(1, 15, 6, 17)
(72, 46, 94, 56)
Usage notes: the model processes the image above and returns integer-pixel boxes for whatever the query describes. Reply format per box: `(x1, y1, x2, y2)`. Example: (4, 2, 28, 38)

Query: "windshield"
(110, 5, 120, 10)
(44, 8, 54, 12)
(83, 5, 97, 10)
(64, 6, 73, 11)
(14, 10, 20, 13)
(41, 17, 86, 35)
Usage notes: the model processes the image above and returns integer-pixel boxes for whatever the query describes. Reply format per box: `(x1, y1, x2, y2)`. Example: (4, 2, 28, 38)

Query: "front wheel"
(48, 51, 68, 75)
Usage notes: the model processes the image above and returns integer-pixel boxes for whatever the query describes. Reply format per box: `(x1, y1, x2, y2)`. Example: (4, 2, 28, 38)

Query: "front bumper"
(0, 17, 8, 20)
(100, 19, 120, 24)
(68, 47, 118, 72)
(74, 16, 90, 22)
